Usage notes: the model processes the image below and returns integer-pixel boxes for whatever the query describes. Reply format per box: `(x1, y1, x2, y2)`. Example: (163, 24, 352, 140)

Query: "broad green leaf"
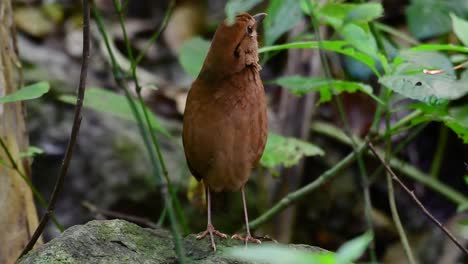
(341, 23, 378, 58)
(406, 0, 468, 39)
(316, 3, 357, 29)
(227, 244, 335, 264)
(380, 51, 468, 104)
(406, 0, 452, 39)
(299, 0, 317, 15)
(19, 146, 44, 158)
(273, 75, 381, 104)
(225, 0, 262, 24)
(316, 2, 382, 29)
(458, 203, 468, 212)
(343, 3, 383, 24)
(0, 81, 49, 104)
(451, 13, 468, 47)
(392, 51, 455, 75)
(260, 41, 379, 75)
(336, 231, 373, 264)
(59, 88, 171, 137)
(179, 37, 210, 78)
(260, 133, 324, 169)
(264, 0, 303, 46)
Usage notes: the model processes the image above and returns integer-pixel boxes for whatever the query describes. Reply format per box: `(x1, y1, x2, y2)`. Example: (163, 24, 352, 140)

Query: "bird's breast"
(183, 67, 268, 192)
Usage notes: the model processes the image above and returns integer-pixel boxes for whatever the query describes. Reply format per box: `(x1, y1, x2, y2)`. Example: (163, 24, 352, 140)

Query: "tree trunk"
(0, 1, 41, 263)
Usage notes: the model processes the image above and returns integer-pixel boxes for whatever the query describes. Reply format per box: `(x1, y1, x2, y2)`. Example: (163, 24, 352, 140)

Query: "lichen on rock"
(19, 219, 323, 264)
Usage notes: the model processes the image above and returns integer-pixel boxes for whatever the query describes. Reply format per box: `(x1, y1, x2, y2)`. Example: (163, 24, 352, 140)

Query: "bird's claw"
(196, 225, 227, 251)
(196, 225, 228, 239)
(231, 234, 261, 244)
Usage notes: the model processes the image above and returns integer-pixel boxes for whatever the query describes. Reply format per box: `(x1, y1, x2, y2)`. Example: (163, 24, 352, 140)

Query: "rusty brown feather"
(182, 12, 268, 250)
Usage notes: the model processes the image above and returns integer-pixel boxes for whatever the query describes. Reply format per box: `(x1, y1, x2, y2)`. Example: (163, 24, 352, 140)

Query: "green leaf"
(336, 231, 373, 264)
(343, 3, 383, 24)
(380, 51, 468, 104)
(225, 0, 262, 24)
(406, 0, 452, 39)
(179, 37, 210, 78)
(0, 81, 50, 104)
(299, 0, 316, 15)
(260, 133, 324, 169)
(19, 146, 44, 158)
(411, 104, 468, 143)
(264, 0, 303, 46)
(464, 175, 468, 185)
(316, 2, 383, 29)
(451, 13, 468, 47)
(259, 41, 379, 75)
(272, 75, 381, 104)
(458, 203, 468, 212)
(59, 88, 171, 137)
(316, 3, 357, 29)
(341, 23, 378, 58)
(226, 244, 335, 264)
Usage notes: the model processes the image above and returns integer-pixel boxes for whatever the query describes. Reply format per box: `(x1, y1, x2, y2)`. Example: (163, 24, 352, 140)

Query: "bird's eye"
(247, 26, 253, 35)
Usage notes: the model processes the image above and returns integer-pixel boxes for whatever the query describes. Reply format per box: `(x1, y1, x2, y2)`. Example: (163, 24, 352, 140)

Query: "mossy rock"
(19, 219, 323, 264)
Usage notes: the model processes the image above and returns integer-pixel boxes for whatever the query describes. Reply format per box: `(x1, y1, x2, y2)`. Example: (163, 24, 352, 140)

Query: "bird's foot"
(231, 233, 261, 244)
(196, 224, 228, 251)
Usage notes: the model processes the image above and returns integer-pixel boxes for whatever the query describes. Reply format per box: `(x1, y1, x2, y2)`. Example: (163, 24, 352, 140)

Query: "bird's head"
(199, 12, 266, 80)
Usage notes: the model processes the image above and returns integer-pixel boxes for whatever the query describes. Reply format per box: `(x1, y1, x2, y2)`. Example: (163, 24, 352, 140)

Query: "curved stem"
(20, 0, 90, 257)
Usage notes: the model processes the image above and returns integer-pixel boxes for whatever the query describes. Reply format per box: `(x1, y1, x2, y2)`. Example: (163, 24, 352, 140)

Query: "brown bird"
(182, 12, 268, 250)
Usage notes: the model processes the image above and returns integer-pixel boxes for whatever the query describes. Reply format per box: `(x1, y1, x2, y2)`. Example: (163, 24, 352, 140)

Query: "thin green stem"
(386, 171, 417, 264)
(250, 109, 466, 230)
(250, 144, 366, 229)
(374, 22, 420, 46)
(369, 123, 428, 184)
(386, 110, 423, 136)
(112, 0, 188, 234)
(430, 125, 448, 179)
(308, 5, 376, 260)
(135, 0, 175, 65)
(384, 95, 416, 264)
(94, 4, 186, 262)
(93, 7, 161, 184)
(0, 138, 63, 231)
(311, 122, 468, 205)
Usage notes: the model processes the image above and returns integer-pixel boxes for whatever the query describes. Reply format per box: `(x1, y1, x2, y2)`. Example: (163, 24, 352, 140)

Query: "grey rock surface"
(19, 219, 324, 264)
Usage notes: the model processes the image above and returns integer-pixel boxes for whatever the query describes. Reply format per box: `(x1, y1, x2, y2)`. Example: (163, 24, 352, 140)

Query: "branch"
(19, 0, 90, 257)
(82, 201, 158, 229)
(368, 142, 468, 256)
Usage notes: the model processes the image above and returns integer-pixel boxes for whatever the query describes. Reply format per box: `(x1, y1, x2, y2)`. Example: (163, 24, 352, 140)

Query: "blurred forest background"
(1, 0, 468, 263)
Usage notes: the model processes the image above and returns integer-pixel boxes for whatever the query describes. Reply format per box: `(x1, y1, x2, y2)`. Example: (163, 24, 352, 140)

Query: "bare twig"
(423, 60, 468, 75)
(19, 0, 91, 257)
(82, 201, 159, 229)
(368, 142, 468, 256)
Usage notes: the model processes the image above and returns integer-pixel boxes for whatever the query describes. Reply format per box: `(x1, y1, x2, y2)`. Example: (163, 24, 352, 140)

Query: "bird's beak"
(253, 13, 267, 24)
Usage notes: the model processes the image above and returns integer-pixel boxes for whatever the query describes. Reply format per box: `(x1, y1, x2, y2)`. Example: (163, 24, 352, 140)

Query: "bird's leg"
(232, 186, 261, 245)
(196, 186, 227, 251)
